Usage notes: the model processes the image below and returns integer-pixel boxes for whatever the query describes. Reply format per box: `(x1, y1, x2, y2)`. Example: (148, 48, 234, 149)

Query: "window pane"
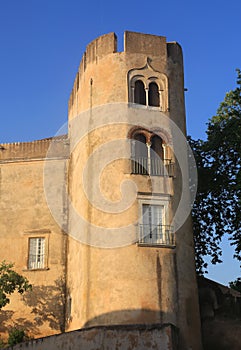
(141, 205, 164, 244)
(28, 237, 45, 269)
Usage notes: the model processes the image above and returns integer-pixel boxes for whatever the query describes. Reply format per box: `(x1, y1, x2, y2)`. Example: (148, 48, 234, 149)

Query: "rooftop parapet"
(0, 135, 69, 162)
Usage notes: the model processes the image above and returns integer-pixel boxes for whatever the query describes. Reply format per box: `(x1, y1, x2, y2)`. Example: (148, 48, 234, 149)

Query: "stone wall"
(4, 324, 178, 350)
(0, 136, 69, 340)
(198, 277, 241, 350)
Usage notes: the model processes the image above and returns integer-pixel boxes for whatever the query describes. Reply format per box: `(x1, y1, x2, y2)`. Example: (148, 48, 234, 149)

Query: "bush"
(8, 328, 26, 347)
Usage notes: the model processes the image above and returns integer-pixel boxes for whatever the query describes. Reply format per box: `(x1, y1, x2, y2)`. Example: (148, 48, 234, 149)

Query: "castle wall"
(5, 324, 178, 350)
(0, 138, 69, 340)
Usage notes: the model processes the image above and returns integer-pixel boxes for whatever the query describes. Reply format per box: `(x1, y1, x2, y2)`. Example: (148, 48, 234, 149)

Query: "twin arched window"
(132, 133, 167, 176)
(134, 80, 160, 107)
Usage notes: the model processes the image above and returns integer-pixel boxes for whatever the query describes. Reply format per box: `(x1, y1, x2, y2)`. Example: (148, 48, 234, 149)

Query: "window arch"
(128, 61, 169, 111)
(134, 80, 146, 105)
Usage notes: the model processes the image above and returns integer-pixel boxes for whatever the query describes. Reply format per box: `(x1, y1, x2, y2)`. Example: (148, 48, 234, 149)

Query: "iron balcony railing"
(139, 224, 175, 246)
(131, 157, 174, 176)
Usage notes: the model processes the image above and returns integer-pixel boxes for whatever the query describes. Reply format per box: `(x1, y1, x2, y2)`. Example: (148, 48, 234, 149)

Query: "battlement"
(68, 31, 183, 117)
(0, 135, 69, 162)
(77, 31, 168, 77)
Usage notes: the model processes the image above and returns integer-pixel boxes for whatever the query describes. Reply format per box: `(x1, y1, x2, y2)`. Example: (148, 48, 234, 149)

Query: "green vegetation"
(229, 278, 241, 293)
(7, 327, 27, 347)
(0, 261, 31, 309)
(190, 69, 241, 276)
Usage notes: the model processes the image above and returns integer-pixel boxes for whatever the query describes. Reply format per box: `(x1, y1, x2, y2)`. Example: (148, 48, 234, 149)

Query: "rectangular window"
(28, 237, 45, 269)
(139, 204, 174, 246)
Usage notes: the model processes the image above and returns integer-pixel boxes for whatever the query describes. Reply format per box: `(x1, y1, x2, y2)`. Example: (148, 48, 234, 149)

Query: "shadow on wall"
(83, 309, 173, 329)
(81, 310, 180, 350)
(0, 278, 66, 338)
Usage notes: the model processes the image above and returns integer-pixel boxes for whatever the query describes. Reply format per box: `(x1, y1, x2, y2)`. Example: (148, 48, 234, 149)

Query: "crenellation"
(85, 32, 117, 66)
(167, 42, 183, 65)
(124, 31, 167, 56)
(0, 136, 69, 161)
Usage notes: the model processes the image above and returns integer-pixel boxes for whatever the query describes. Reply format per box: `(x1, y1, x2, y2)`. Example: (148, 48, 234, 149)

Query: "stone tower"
(65, 31, 202, 349)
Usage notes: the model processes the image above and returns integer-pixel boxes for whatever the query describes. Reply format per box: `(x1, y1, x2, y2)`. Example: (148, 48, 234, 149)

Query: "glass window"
(139, 204, 174, 246)
(28, 237, 45, 269)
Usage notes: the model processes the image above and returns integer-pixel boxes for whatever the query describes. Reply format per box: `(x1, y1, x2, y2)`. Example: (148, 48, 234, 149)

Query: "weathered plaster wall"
(0, 137, 69, 339)
(5, 324, 178, 350)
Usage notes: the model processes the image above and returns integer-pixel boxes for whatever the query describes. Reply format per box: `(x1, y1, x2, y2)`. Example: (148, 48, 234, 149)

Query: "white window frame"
(137, 195, 174, 246)
(28, 237, 46, 270)
(22, 229, 50, 271)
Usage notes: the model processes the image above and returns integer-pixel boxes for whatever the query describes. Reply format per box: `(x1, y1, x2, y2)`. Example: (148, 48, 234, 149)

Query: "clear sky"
(0, 0, 240, 285)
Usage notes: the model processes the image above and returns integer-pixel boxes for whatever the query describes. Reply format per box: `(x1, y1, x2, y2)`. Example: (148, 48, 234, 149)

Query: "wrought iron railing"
(131, 157, 174, 176)
(138, 224, 175, 246)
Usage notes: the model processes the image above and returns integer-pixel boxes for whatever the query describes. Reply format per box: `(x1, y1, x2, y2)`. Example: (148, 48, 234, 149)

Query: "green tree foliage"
(7, 328, 27, 347)
(229, 277, 241, 293)
(0, 261, 31, 309)
(190, 69, 241, 274)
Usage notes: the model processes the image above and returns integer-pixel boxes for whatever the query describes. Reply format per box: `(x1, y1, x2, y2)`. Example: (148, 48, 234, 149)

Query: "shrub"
(8, 328, 26, 347)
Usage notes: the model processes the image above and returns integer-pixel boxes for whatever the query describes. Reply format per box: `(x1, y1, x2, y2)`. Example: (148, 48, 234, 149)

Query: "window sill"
(137, 243, 176, 249)
(128, 103, 162, 111)
(130, 172, 174, 178)
(22, 267, 49, 272)
(128, 103, 169, 112)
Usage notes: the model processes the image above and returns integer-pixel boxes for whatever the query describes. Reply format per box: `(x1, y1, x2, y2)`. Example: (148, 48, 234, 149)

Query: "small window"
(139, 204, 174, 246)
(134, 80, 146, 105)
(28, 237, 45, 269)
(148, 82, 159, 107)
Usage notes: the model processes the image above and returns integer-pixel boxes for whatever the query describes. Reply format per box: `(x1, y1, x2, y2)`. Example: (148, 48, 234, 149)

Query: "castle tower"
(66, 32, 202, 349)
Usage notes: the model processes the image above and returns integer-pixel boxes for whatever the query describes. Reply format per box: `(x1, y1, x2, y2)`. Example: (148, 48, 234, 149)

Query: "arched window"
(130, 130, 173, 176)
(148, 82, 159, 107)
(151, 135, 163, 159)
(132, 133, 148, 174)
(150, 135, 164, 176)
(134, 80, 146, 105)
(133, 133, 147, 158)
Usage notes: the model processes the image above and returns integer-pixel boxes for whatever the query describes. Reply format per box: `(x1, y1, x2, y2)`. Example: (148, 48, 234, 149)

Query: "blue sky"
(0, 0, 240, 285)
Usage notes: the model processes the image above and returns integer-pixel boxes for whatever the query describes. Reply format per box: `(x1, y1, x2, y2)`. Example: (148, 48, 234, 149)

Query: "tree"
(0, 261, 31, 309)
(229, 278, 241, 293)
(190, 69, 241, 274)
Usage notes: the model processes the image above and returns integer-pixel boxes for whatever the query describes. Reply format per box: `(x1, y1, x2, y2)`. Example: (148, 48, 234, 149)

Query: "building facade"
(0, 32, 202, 349)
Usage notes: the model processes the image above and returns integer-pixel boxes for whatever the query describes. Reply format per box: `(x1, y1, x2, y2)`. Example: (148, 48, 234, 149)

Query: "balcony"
(138, 224, 175, 246)
(131, 157, 174, 176)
